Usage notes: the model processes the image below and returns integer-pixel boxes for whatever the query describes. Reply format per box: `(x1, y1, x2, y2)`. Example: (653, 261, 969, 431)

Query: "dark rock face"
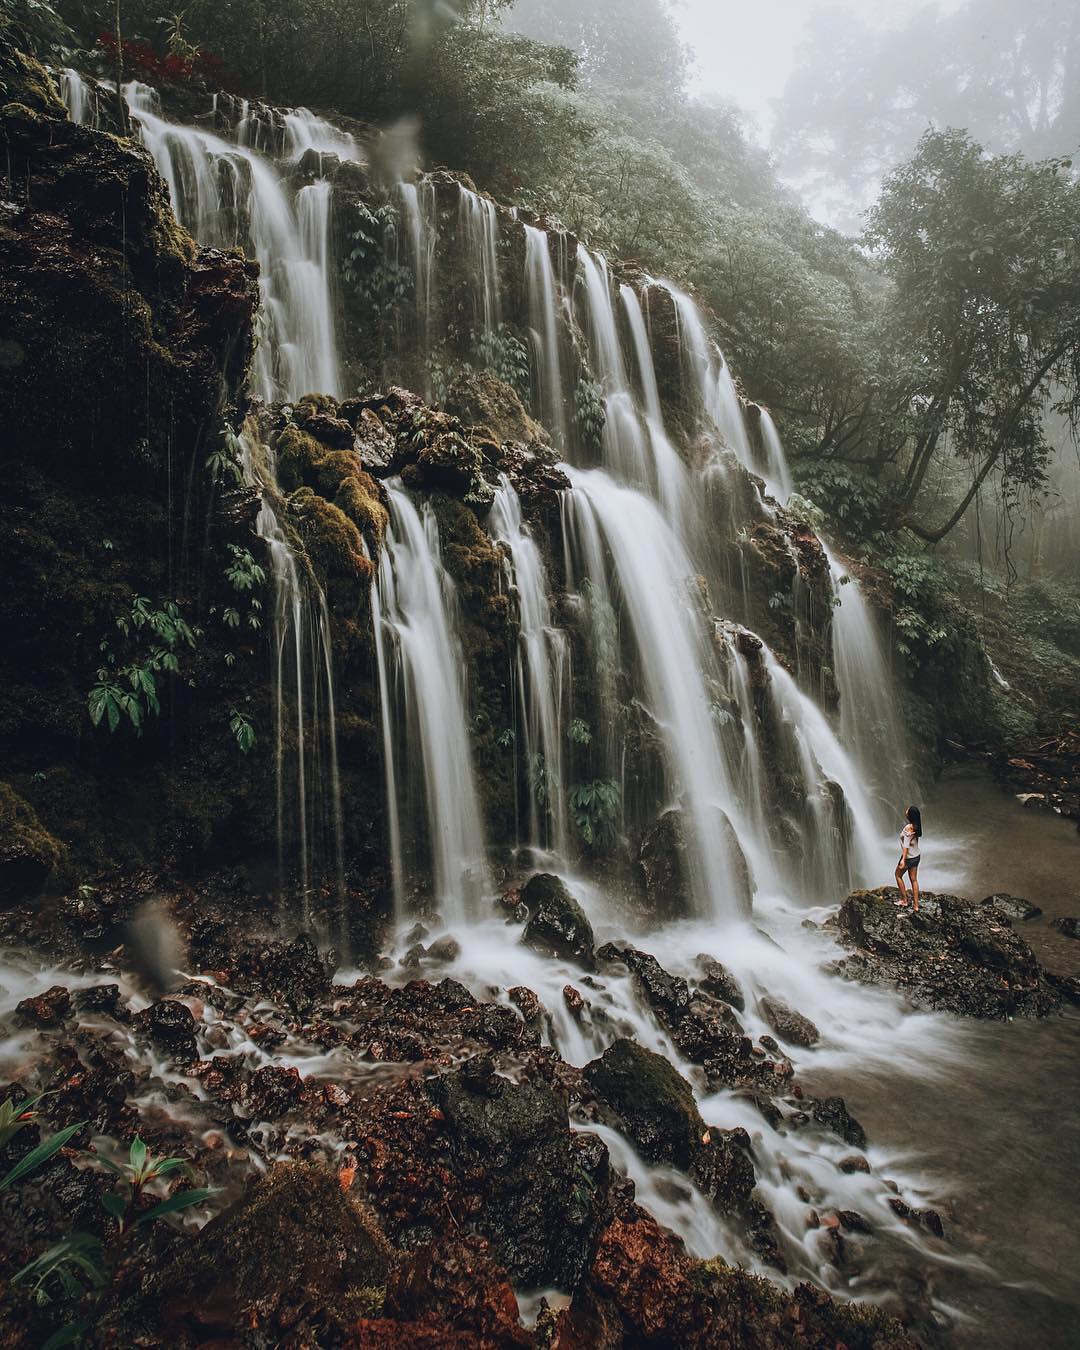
(638, 807, 753, 919)
(119, 1163, 392, 1343)
(187, 924, 334, 1014)
(830, 888, 1061, 1018)
(15, 985, 71, 1027)
(520, 873, 595, 966)
(981, 892, 1042, 922)
(695, 953, 745, 1010)
(1051, 916, 1080, 939)
(363, 1057, 610, 1291)
(811, 1097, 867, 1149)
(759, 995, 820, 1048)
(131, 999, 198, 1064)
(383, 1235, 530, 1346)
(584, 1038, 704, 1168)
(559, 1209, 918, 1349)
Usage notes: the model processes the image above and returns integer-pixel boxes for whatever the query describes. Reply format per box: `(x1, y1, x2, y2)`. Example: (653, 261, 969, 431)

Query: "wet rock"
(759, 995, 820, 1048)
(837, 1209, 872, 1233)
(120, 1162, 392, 1342)
(563, 984, 586, 1015)
(1051, 916, 1080, 939)
(384, 1235, 530, 1346)
(812, 1097, 867, 1149)
(615, 945, 690, 1026)
(188, 925, 334, 1014)
(0, 782, 66, 904)
(245, 1065, 304, 1119)
(831, 888, 1060, 1018)
(404, 922, 430, 945)
(584, 1039, 703, 1168)
(73, 983, 123, 1017)
(694, 953, 745, 1010)
(981, 892, 1042, 922)
(401, 943, 427, 969)
(838, 1153, 871, 1174)
(1046, 971, 1080, 1004)
(638, 807, 753, 920)
(131, 999, 198, 1064)
(520, 874, 594, 966)
(426, 935, 461, 963)
(15, 985, 71, 1027)
(690, 1127, 757, 1216)
(508, 986, 542, 1023)
(560, 1209, 918, 1348)
(420, 1062, 609, 1288)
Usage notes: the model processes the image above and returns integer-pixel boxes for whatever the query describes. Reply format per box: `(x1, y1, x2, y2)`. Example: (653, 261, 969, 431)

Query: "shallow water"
(802, 765, 1080, 1348)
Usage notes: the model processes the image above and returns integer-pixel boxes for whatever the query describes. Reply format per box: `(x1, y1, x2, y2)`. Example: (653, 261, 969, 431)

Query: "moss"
(336, 470, 389, 544)
(0, 44, 66, 118)
(0, 782, 67, 901)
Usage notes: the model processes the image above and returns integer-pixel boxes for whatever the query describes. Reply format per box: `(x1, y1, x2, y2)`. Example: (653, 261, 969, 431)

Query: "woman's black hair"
(906, 805, 922, 839)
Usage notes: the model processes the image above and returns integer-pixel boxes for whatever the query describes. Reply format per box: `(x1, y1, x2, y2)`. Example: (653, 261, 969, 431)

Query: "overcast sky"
(672, 0, 937, 139)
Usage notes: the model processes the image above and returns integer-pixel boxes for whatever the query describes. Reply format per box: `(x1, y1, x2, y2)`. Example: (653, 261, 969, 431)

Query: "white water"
(524, 224, 568, 448)
(757, 407, 793, 502)
(824, 543, 916, 813)
(375, 485, 488, 922)
(397, 180, 437, 357)
(283, 108, 359, 162)
(124, 81, 340, 402)
(459, 186, 501, 344)
(490, 476, 570, 856)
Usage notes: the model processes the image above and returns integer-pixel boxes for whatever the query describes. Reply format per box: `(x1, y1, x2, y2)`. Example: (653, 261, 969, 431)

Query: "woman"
(894, 805, 922, 911)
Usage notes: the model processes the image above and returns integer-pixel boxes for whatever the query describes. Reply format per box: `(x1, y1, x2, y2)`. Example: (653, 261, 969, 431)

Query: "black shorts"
(897, 855, 920, 872)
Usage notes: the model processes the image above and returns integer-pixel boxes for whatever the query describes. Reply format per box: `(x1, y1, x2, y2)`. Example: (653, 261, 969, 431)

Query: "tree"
(865, 129, 1080, 542)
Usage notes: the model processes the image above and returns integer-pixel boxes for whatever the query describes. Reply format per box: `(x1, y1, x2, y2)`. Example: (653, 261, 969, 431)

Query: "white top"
(899, 823, 921, 856)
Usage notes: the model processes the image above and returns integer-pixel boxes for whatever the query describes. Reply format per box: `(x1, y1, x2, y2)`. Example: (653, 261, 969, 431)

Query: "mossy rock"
(0, 781, 67, 903)
(126, 1163, 393, 1338)
(583, 1038, 705, 1169)
(0, 43, 66, 118)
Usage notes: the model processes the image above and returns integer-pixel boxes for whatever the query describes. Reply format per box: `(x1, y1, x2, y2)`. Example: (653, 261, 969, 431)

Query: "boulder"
(1051, 916, 1080, 939)
(383, 1235, 529, 1346)
(831, 888, 1060, 1018)
(758, 995, 820, 1048)
(694, 953, 745, 1010)
(131, 999, 198, 1064)
(520, 874, 594, 966)
(981, 892, 1042, 922)
(811, 1096, 867, 1149)
(639, 808, 752, 920)
(124, 1163, 392, 1341)
(15, 985, 71, 1027)
(583, 1038, 703, 1168)
(0, 783, 66, 905)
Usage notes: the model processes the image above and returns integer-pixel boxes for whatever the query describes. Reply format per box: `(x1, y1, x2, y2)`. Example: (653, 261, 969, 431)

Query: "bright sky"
(672, 0, 933, 140)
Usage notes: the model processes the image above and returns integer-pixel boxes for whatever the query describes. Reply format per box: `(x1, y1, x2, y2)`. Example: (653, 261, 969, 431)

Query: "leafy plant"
(229, 709, 256, 754)
(568, 718, 592, 746)
(89, 597, 196, 735)
(91, 1136, 210, 1237)
(0, 1118, 83, 1192)
(574, 376, 606, 455)
(568, 778, 620, 846)
(224, 545, 266, 593)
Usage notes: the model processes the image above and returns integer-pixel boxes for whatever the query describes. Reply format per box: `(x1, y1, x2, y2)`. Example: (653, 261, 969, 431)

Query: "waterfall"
(59, 68, 103, 127)
(282, 108, 359, 161)
(824, 545, 916, 811)
(235, 429, 345, 916)
(368, 548, 405, 917)
(657, 279, 762, 479)
(563, 467, 761, 920)
(459, 186, 501, 345)
(375, 484, 488, 922)
(576, 247, 688, 520)
(397, 180, 437, 357)
(124, 81, 340, 402)
(757, 408, 793, 501)
(524, 224, 568, 448)
(490, 476, 569, 857)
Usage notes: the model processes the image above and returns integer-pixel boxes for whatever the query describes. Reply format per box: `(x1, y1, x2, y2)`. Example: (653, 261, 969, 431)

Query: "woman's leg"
(910, 866, 920, 911)
(894, 862, 909, 904)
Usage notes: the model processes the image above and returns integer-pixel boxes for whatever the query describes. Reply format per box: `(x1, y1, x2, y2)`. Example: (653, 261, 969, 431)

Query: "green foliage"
(792, 462, 887, 539)
(229, 708, 256, 754)
(0, 1120, 84, 1193)
(0, 1092, 47, 1149)
(474, 324, 530, 397)
(343, 203, 412, 321)
(0, 0, 74, 59)
(89, 1135, 209, 1235)
(568, 718, 592, 746)
(880, 551, 952, 659)
(224, 545, 266, 593)
(568, 778, 620, 846)
(89, 597, 196, 735)
(205, 441, 242, 486)
(573, 377, 606, 454)
(12, 1232, 105, 1308)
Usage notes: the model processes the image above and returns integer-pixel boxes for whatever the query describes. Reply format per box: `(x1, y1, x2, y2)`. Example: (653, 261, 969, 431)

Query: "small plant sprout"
(92, 1136, 211, 1236)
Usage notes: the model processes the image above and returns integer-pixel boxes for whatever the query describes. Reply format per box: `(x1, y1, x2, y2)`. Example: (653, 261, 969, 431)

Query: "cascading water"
(757, 407, 793, 502)
(235, 428, 345, 919)
(124, 81, 340, 402)
(576, 246, 688, 520)
(374, 484, 488, 922)
(824, 544, 916, 811)
(458, 186, 501, 345)
(282, 108, 359, 161)
(524, 224, 568, 448)
(397, 180, 438, 357)
(490, 475, 569, 857)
